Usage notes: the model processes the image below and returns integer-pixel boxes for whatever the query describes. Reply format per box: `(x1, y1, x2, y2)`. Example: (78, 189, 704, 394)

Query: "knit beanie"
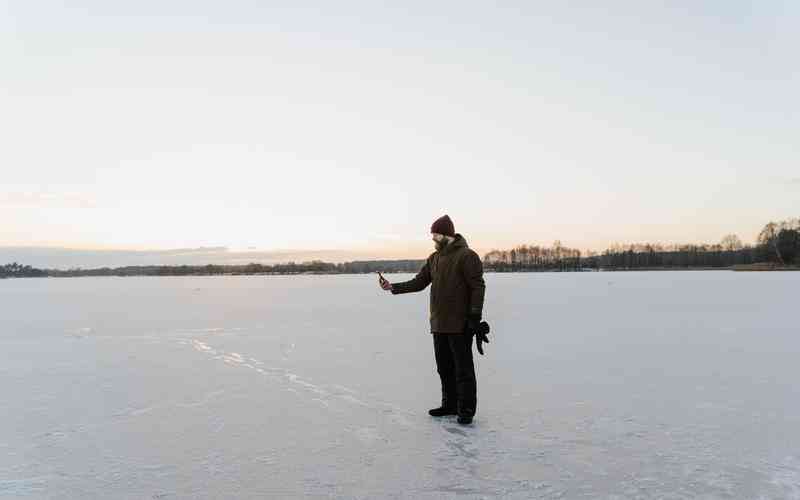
(430, 215, 455, 237)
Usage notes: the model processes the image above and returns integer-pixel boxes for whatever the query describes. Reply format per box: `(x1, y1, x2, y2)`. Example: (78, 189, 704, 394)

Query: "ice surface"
(1, 272, 799, 499)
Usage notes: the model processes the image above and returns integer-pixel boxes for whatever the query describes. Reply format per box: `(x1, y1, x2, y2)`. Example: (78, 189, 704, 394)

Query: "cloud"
(0, 192, 97, 208)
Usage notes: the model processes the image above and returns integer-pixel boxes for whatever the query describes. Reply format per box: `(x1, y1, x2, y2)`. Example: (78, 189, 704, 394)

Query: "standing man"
(379, 215, 488, 425)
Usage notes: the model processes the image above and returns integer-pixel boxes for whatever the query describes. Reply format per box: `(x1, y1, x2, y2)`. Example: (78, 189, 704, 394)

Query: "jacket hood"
(441, 233, 468, 255)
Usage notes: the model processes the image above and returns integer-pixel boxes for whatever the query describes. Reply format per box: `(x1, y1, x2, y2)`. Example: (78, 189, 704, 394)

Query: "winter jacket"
(391, 234, 485, 333)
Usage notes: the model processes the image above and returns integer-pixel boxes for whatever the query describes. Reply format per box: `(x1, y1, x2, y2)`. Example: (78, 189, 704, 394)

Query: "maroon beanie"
(430, 215, 455, 237)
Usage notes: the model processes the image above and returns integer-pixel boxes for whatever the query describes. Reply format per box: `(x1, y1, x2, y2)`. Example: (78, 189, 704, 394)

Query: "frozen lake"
(1, 272, 799, 499)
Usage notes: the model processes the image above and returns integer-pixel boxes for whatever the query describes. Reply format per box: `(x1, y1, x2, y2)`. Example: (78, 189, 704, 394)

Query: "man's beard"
(435, 239, 449, 252)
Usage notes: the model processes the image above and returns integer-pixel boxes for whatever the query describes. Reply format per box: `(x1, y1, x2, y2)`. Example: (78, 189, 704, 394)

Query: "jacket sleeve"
(462, 251, 485, 316)
(391, 259, 432, 294)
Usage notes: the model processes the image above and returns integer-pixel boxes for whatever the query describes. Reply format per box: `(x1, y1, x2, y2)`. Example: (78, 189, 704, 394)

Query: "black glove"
(467, 313, 491, 355)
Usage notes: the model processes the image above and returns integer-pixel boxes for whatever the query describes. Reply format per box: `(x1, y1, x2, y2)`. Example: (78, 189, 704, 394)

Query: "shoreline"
(733, 263, 800, 271)
(3, 267, 789, 280)
(5, 264, 800, 280)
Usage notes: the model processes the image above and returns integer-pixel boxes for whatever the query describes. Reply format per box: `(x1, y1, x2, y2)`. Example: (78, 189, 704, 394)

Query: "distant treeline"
(3, 218, 798, 278)
(0, 260, 425, 278)
(484, 242, 585, 271)
(484, 240, 763, 271)
(0, 262, 48, 278)
(484, 218, 799, 271)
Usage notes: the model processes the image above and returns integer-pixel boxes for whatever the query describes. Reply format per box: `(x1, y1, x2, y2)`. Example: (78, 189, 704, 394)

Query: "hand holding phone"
(377, 272, 392, 291)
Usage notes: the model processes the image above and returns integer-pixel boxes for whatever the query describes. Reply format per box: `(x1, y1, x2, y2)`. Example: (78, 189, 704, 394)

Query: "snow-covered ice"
(1, 272, 799, 499)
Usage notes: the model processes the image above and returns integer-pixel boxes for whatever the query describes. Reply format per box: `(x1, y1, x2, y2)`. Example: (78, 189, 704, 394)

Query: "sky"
(1, 1, 798, 267)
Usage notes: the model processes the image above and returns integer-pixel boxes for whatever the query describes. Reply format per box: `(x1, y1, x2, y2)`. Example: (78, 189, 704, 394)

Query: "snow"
(1, 272, 799, 499)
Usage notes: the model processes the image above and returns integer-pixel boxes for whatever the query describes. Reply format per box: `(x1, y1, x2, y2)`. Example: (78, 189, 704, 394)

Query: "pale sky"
(2, 1, 798, 265)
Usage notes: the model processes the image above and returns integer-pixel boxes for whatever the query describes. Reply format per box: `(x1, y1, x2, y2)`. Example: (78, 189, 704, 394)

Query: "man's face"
(432, 233, 447, 251)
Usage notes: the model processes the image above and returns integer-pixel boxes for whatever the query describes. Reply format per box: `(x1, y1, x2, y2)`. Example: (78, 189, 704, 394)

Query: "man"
(378, 215, 487, 425)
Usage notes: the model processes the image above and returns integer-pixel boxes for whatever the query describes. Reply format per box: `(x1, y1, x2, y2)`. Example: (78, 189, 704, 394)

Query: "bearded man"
(379, 215, 488, 425)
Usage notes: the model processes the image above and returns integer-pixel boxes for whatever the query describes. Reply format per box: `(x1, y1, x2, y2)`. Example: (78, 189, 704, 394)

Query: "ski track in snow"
(179, 334, 419, 433)
(61, 329, 797, 499)
(173, 331, 567, 498)
(62, 323, 417, 446)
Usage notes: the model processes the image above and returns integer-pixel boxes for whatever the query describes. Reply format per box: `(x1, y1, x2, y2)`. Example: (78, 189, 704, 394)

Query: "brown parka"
(391, 234, 486, 333)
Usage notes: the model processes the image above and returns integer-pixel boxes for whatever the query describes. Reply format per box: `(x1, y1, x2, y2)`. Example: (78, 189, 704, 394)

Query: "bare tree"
(720, 234, 743, 252)
(758, 222, 785, 265)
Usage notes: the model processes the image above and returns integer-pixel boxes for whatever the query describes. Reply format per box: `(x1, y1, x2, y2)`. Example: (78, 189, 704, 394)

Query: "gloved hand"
(467, 313, 491, 355)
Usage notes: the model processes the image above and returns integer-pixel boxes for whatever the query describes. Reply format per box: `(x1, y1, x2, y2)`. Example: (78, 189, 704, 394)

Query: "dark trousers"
(433, 333, 477, 417)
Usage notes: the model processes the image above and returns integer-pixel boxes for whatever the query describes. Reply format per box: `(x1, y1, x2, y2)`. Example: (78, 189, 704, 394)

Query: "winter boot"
(428, 406, 458, 417)
(457, 414, 473, 425)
